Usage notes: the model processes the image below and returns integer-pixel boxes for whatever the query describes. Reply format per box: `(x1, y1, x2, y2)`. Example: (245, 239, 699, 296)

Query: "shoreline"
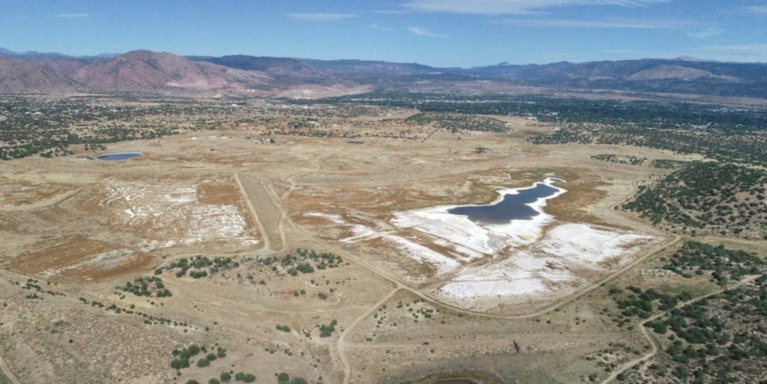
(391, 177, 568, 256)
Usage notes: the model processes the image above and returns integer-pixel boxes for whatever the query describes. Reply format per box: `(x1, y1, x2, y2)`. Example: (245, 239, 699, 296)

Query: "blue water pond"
(96, 152, 142, 161)
(448, 182, 562, 224)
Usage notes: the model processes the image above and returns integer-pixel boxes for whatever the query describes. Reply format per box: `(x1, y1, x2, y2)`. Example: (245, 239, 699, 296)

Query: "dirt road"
(0, 353, 21, 384)
(600, 274, 760, 384)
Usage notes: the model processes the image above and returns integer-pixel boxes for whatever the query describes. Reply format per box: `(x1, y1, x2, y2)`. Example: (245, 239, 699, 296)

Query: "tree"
(278, 373, 290, 383)
(220, 372, 231, 382)
(289, 378, 308, 384)
(171, 358, 190, 369)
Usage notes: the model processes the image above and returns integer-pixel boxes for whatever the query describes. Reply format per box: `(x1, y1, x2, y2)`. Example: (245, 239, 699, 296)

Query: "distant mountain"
(71, 50, 271, 91)
(199, 55, 767, 97)
(193, 55, 441, 79)
(2, 48, 767, 98)
(193, 55, 333, 85)
(43, 58, 91, 77)
(0, 56, 76, 93)
(303, 59, 441, 78)
(0, 47, 114, 63)
(460, 59, 767, 97)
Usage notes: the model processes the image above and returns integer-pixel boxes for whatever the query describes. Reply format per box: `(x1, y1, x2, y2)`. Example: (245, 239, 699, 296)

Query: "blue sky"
(1, 0, 765, 67)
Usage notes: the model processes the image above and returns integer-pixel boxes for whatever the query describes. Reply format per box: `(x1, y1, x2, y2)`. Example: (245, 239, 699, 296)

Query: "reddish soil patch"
(7, 236, 155, 283)
(197, 182, 241, 205)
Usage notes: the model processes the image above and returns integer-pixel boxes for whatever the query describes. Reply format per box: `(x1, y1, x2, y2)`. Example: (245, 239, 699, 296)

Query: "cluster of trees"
(259, 249, 343, 277)
(531, 123, 767, 167)
(662, 242, 765, 285)
(405, 112, 508, 133)
(161, 256, 240, 278)
(608, 286, 692, 319)
(170, 344, 227, 371)
(277, 372, 309, 384)
(0, 94, 277, 161)
(16, 278, 64, 298)
(590, 154, 645, 166)
(640, 274, 767, 383)
(622, 162, 767, 238)
(306, 92, 767, 133)
(650, 159, 688, 169)
(0, 97, 196, 160)
(115, 276, 172, 298)
(187, 370, 257, 384)
(318, 320, 337, 337)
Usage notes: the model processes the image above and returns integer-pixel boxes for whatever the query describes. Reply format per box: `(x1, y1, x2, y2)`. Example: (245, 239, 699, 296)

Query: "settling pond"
(94, 152, 143, 161)
(448, 178, 565, 225)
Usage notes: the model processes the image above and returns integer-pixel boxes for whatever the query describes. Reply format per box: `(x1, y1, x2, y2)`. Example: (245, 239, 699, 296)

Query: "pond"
(95, 152, 143, 161)
(448, 179, 564, 225)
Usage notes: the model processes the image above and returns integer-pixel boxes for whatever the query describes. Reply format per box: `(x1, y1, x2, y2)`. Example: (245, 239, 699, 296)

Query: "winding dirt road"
(600, 274, 760, 384)
(0, 353, 21, 384)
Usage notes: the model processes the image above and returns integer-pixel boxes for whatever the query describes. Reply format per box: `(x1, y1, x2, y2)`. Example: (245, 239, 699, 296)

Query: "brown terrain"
(71, 50, 271, 91)
(1, 100, 749, 384)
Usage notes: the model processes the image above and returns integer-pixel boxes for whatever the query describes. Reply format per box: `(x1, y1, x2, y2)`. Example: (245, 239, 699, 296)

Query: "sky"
(0, 0, 765, 67)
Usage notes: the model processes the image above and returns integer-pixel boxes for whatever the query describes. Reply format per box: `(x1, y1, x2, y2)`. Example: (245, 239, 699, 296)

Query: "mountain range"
(1, 48, 766, 98)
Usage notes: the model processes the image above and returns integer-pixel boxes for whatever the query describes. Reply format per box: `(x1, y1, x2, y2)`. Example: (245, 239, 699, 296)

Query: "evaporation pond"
(448, 182, 561, 224)
(96, 152, 142, 161)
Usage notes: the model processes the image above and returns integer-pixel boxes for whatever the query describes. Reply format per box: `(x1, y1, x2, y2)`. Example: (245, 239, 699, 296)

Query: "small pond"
(95, 152, 143, 161)
(448, 180, 563, 225)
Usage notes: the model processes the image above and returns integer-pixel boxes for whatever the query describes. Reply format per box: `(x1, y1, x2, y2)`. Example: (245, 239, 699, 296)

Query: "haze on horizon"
(1, 0, 765, 67)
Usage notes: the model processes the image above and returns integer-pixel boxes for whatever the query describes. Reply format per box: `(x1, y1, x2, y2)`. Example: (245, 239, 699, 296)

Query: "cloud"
(743, 6, 767, 14)
(373, 10, 412, 14)
(287, 13, 357, 21)
(52, 13, 89, 18)
(370, 24, 396, 31)
(497, 18, 703, 29)
(408, 26, 448, 37)
(687, 27, 723, 39)
(402, 0, 667, 15)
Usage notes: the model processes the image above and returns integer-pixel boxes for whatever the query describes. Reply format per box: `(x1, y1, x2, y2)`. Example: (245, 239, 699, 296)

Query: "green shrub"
(235, 372, 256, 383)
(170, 358, 190, 369)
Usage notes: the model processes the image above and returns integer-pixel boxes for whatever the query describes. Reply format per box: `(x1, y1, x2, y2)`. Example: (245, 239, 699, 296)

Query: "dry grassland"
(0, 107, 743, 384)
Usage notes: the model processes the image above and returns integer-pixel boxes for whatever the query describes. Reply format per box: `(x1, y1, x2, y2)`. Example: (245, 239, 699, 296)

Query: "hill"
(0, 56, 76, 93)
(72, 50, 271, 91)
(2, 47, 767, 97)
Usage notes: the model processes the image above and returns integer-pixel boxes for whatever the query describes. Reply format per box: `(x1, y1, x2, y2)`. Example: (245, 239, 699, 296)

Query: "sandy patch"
(102, 181, 259, 251)
(434, 223, 655, 309)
